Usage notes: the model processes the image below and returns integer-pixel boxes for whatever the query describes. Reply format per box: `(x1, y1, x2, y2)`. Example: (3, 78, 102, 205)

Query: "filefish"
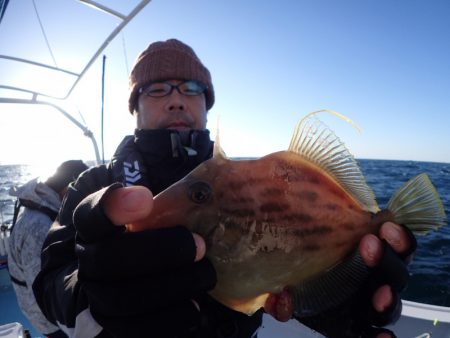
(128, 110, 447, 317)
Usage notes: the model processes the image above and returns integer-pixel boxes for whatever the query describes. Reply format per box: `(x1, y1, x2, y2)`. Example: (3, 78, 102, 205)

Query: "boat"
(1, 1, 449, 337)
(0, 1, 150, 337)
(2, 261, 450, 338)
(0, 0, 154, 165)
(257, 300, 450, 337)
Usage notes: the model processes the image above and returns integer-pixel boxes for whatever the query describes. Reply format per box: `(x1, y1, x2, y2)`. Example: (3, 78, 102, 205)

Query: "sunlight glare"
(26, 162, 61, 182)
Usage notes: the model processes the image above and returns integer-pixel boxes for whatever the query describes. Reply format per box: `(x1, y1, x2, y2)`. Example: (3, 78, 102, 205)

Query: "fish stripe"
(227, 197, 256, 204)
(261, 188, 284, 197)
(291, 225, 333, 238)
(221, 207, 256, 218)
(265, 213, 314, 224)
(259, 202, 290, 213)
(295, 191, 319, 203)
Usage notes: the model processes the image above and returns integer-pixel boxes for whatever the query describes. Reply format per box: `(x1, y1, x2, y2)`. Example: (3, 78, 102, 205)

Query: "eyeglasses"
(139, 80, 207, 98)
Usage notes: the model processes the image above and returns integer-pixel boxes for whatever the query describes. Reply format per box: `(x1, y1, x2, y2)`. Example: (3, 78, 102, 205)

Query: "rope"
(31, 0, 58, 67)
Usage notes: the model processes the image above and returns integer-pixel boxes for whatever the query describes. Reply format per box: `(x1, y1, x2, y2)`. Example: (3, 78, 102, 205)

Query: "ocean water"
(0, 160, 449, 334)
(358, 159, 450, 307)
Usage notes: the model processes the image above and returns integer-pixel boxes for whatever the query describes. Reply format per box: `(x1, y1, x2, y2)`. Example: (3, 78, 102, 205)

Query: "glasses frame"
(139, 80, 207, 98)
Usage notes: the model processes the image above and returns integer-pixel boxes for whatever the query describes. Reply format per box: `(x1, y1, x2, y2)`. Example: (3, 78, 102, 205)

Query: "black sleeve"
(33, 163, 262, 338)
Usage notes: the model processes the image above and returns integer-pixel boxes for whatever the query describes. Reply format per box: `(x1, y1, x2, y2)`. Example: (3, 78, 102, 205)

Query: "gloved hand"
(297, 224, 417, 338)
(73, 184, 217, 337)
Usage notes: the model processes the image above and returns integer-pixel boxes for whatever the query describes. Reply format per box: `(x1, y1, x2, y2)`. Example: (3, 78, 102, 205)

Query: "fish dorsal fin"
(213, 115, 228, 160)
(288, 110, 379, 213)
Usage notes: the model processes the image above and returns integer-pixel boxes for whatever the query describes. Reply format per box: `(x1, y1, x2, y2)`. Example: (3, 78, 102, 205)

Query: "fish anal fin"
(292, 251, 369, 317)
(211, 293, 270, 316)
(289, 110, 379, 213)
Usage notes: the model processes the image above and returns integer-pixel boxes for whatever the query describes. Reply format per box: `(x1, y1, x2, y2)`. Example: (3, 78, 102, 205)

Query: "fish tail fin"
(387, 173, 447, 233)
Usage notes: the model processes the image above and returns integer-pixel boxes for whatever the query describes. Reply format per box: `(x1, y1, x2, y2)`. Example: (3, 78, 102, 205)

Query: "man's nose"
(165, 90, 186, 111)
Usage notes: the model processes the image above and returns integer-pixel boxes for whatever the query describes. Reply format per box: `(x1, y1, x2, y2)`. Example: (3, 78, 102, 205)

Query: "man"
(33, 39, 414, 338)
(8, 160, 88, 338)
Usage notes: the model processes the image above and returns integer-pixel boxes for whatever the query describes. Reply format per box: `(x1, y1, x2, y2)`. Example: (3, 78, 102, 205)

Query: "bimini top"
(0, 0, 151, 164)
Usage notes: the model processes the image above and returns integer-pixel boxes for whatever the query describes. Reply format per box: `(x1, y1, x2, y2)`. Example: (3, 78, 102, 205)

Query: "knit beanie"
(128, 39, 214, 114)
(45, 160, 88, 193)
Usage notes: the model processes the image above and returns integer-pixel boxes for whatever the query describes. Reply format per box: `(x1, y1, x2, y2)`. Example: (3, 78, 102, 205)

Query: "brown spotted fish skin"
(129, 111, 446, 316)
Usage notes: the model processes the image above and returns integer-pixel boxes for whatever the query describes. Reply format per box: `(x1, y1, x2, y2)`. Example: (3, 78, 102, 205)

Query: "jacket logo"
(123, 161, 142, 186)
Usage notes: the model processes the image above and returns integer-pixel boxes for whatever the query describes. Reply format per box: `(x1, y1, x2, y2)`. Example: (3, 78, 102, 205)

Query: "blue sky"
(0, 0, 449, 173)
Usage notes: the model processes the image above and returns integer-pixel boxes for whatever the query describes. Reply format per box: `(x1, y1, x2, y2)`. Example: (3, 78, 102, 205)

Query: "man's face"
(135, 79, 208, 131)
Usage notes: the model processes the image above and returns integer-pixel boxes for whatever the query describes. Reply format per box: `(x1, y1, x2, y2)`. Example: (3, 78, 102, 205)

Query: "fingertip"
(276, 287, 294, 322)
(372, 285, 393, 313)
(380, 222, 410, 254)
(105, 186, 154, 225)
(359, 234, 383, 268)
(264, 288, 294, 322)
(192, 233, 206, 262)
(377, 332, 395, 338)
(371, 285, 402, 328)
(381, 221, 397, 228)
(122, 186, 154, 212)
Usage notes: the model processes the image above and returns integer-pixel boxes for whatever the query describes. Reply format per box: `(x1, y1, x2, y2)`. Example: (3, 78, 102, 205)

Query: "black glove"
(297, 233, 416, 338)
(73, 185, 217, 337)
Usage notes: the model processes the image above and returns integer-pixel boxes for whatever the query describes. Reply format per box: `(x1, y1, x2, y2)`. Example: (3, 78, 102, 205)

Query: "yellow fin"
(387, 173, 447, 233)
(213, 115, 227, 160)
(288, 110, 379, 213)
(212, 293, 270, 316)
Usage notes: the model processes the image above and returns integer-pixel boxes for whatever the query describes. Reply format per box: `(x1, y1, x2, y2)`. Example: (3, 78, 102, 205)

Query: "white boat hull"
(386, 300, 450, 338)
(258, 300, 450, 338)
(1, 295, 449, 337)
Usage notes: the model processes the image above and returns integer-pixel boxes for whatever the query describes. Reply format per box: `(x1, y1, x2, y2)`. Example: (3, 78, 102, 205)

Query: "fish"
(127, 110, 447, 317)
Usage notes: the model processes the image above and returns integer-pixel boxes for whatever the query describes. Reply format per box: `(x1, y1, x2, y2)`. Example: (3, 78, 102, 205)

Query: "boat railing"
(0, 0, 152, 164)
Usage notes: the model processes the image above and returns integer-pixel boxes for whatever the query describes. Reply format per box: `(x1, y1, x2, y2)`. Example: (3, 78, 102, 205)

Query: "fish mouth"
(128, 182, 190, 231)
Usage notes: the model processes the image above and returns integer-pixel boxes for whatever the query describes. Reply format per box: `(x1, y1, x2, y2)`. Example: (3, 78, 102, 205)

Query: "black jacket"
(33, 129, 263, 338)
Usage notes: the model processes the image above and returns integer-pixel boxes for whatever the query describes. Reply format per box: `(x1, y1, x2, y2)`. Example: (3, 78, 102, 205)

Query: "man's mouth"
(166, 122, 191, 131)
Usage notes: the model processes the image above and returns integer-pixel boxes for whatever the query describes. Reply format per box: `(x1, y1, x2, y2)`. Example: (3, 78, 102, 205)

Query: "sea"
(0, 160, 449, 335)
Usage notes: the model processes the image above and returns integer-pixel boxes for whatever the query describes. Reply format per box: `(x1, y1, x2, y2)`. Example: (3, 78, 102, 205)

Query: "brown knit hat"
(128, 39, 214, 114)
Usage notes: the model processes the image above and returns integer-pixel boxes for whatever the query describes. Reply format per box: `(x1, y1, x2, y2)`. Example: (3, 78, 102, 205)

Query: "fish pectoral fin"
(292, 250, 369, 317)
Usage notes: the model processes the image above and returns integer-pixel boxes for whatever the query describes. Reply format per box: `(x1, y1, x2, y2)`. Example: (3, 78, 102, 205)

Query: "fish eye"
(188, 181, 212, 204)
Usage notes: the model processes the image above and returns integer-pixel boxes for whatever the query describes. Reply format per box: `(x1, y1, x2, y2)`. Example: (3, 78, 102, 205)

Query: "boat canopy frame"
(0, 0, 151, 164)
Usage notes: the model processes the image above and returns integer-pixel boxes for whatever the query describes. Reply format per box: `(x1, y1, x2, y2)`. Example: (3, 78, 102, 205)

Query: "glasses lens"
(144, 83, 171, 97)
(179, 81, 206, 96)
(143, 81, 207, 97)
